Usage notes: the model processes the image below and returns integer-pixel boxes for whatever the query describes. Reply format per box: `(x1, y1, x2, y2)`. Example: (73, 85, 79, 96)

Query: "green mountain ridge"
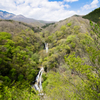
(83, 7, 100, 25)
(42, 16, 91, 34)
(0, 8, 100, 100)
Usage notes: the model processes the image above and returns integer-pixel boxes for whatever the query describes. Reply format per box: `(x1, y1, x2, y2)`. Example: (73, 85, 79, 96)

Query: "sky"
(0, 0, 100, 21)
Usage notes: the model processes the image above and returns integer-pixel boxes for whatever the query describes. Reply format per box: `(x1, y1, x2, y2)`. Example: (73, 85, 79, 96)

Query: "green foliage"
(60, 25, 66, 31)
(73, 26, 80, 34)
(67, 22, 72, 26)
(0, 29, 44, 99)
(0, 84, 40, 100)
(43, 71, 76, 100)
(39, 18, 100, 100)
(90, 20, 93, 26)
(65, 52, 100, 100)
(70, 42, 76, 48)
(66, 35, 76, 43)
(1, 12, 100, 100)
(42, 23, 55, 28)
(18, 74, 24, 81)
(83, 7, 100, 25)
(80, 33, 94, 46)
(0, 31, 43, 96)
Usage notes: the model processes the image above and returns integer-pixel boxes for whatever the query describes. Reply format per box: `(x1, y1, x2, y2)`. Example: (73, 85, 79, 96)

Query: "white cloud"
(64, 4, 70, 8)
(91, 0, 99, 8)
(82, 0, 99, 10)
(64, 0, 78, 2)
(91, 0, 99, 5)
(0, 0, 77, 21)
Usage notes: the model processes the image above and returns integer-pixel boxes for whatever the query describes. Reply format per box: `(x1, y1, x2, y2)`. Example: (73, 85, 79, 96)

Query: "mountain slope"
(0, 10, 15, 19)
(83, 7, 100, 25)
(42, 16, 91, 34)
(0, 9, 100, 100)
(39, 15, 100, 99)
(0, 19, 42, 33)
(10, 14, 45, 26)
(0, 10, 49, 26)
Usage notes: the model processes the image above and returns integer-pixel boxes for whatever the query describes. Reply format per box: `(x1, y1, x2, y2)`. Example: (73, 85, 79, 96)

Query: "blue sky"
(48, 0, 100, 13)
(0, 0, 100, 21)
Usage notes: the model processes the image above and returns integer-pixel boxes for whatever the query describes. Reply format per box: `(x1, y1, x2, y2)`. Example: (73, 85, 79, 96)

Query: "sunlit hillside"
(0, 7, 100, 100)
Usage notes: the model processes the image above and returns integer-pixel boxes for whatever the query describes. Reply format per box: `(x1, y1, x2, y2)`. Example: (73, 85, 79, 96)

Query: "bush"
(67, 22, 72, 27)
(66, 35, 76, 43)
(60, 25, 66, 31)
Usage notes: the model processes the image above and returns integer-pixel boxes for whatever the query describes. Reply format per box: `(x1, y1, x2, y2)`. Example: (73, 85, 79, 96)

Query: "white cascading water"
(32, 43, 48, 94)
(33, 67, 44, 92)
(45, 43, 48, 53)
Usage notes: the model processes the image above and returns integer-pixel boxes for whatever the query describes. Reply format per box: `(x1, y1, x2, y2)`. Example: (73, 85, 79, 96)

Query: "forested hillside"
(83, 7, 100, 26)
(0, 20, 44, 99)
(40, 18, 100, 100)
(0, 11, 100, 100)
(0, 19, 42, 33)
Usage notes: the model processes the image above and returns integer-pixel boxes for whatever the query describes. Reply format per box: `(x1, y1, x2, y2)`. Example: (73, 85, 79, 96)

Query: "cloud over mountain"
(0, 0, 77, 21)
(0, 0, 99, 21)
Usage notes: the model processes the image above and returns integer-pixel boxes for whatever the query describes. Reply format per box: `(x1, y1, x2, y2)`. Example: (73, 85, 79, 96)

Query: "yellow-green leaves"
(60, 25, 66, 31)
(66, 35, 76, 43)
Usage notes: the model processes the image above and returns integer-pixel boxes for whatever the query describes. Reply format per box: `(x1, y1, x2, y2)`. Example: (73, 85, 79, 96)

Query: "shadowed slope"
(83, 7, 100, 25)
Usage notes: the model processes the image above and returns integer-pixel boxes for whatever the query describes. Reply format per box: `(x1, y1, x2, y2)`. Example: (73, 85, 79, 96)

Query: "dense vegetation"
(83, 7, 100, 26)
(42, 23, 55, 28)
(0, 10, 100, 99)
(41, 21, 100, 100)
(0, 29, 44, 99)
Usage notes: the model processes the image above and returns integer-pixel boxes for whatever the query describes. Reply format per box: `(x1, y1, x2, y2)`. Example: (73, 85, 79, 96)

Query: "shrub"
(60, 25, 66, 31)
(66, 35, 76, 43)
(67, 22, 72, 27)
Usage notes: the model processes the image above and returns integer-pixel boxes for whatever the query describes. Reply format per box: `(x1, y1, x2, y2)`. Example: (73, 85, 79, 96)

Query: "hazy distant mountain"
(0, 10, 15, 19)
(0, 10, 53, 26)
(10, 14, 45, 26)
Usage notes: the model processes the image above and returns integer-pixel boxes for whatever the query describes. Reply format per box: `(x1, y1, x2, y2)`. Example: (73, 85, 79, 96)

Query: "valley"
(0, 7, 100, 100)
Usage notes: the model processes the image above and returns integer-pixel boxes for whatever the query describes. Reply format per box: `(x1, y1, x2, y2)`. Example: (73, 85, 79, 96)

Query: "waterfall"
(32, 43, 48, 95)
(45, 43, 48, 53)
(33, 67, 44, 93)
